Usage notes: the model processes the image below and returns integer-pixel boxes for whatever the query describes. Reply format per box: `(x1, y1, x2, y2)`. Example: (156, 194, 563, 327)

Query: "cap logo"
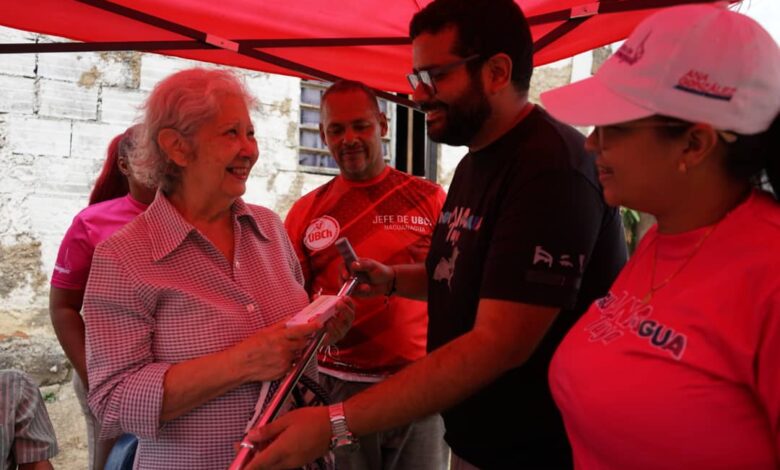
(615, 32, 650, 65)
(674, 70, 736, 101)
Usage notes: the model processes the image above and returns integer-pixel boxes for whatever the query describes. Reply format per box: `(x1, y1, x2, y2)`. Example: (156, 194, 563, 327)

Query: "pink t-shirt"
(51, 194, 149, 290)
(549, 191, 780, 470)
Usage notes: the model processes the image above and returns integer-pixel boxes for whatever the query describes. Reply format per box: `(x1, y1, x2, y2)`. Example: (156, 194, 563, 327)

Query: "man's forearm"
(343, 299, 558, 435)
(344, 327, 504, 435)
(242, 301, 559, 470)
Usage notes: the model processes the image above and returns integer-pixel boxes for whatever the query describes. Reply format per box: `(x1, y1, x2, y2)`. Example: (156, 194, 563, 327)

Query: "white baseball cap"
(541, 3, 780, 135)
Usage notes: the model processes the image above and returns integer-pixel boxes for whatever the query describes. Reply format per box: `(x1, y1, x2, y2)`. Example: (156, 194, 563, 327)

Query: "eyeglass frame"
(407, 54, 481, 95)
(593, 122, 689, 151)
(592, 121, 737, 152)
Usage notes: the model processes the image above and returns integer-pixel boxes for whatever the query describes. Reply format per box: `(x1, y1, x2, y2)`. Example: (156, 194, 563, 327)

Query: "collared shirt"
(84, 194, 311, 469)
(1, 370, 58, 470)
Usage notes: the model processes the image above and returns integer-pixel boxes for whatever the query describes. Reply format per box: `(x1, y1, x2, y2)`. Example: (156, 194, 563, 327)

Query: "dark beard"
(424, 75, 491, 147)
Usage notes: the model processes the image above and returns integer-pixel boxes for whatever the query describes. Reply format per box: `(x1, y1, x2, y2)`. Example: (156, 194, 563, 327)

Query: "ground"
(44, 382, 89, 469)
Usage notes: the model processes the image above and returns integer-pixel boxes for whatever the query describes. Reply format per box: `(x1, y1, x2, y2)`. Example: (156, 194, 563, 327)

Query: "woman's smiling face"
(181, 93, 259, 203)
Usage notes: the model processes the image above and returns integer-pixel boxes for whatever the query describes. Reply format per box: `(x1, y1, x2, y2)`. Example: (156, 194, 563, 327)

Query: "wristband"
(328, 402, 359, 451)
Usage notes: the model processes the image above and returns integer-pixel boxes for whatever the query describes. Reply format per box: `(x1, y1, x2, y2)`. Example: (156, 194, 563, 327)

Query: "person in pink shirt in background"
(541, 4, 780, 469)
(49, 125, 156, 470)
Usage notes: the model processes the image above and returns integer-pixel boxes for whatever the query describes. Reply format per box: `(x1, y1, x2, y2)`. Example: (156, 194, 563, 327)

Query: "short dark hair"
(321, 80, 381, 115)
(725, 114, 780, 199)
(409, 0, 533, 92)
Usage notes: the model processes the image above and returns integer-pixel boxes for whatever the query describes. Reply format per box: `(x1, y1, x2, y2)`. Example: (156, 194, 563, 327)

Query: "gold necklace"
(641, 223, 718, 304)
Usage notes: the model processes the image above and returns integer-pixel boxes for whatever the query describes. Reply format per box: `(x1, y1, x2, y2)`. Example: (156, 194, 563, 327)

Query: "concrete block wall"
(0, 26, 335, 328)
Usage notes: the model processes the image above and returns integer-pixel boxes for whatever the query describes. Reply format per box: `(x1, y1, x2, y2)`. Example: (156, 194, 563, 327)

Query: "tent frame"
(0, 0, 725, 109)
(0, 0, 729, 180)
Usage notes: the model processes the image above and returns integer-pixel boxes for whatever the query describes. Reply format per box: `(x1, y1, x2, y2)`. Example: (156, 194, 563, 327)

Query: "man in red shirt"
(285, 80, 448, 470)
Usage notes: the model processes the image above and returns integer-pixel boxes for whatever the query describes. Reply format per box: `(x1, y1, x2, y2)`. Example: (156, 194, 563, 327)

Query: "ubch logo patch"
(304, 216, 340, 252)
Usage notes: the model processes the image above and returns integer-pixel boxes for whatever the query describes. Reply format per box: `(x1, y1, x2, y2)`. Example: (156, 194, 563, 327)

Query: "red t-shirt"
(549, 191, 780, 469)
(285, 166, 445, 380)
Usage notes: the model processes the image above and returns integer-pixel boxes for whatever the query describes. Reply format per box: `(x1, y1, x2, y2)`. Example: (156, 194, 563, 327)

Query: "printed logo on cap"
(304, 216, 340, 252)
(615, 32, 650, 65)
(674, 70, 736, 101)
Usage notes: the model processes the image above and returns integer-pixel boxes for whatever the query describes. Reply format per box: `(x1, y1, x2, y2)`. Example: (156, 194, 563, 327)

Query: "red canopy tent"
(0, 0, 738, 104)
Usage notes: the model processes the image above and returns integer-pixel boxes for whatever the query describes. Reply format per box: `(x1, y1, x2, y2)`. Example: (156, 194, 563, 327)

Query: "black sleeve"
(480, 170, 606, 309)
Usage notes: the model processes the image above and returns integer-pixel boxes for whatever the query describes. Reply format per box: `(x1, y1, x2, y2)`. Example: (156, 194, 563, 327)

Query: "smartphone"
(335, 237, 369, 282)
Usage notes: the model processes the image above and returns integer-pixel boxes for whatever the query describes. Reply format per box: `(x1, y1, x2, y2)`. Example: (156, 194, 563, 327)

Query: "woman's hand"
(232, 320, 320, 383)
(162, 319, 319, 422)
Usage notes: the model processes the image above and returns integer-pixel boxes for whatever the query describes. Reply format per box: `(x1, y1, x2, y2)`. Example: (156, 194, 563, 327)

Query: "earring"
(678, 162, 687, 174)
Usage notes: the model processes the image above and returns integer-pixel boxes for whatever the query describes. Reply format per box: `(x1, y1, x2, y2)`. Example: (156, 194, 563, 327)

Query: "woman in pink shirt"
(541, 4, 780, 469)
(49, 125, 156, 470)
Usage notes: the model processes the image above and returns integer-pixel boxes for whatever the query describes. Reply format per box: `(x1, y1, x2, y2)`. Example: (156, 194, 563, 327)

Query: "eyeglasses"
(593, 122, 691, 151)
(593, 121, 737, 151)
(407, 54, 480, 95)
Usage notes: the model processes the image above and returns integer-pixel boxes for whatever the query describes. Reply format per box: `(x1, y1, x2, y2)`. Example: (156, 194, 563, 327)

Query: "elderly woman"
(541, 4, 780, 469)
(83, 68, 352, 469)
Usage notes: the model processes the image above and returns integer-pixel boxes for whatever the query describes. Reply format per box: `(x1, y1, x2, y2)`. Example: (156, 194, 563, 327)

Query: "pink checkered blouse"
(84, 194, 313, 469)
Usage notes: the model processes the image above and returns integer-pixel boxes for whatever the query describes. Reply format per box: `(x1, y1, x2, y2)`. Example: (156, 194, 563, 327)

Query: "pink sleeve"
(51, 216, 95, 290)
(756, 289, 780, 461)
(84, 243, 168, 440)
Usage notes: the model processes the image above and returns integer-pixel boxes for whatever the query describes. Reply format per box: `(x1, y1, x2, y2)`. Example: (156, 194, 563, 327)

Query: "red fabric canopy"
(0, 0, 737, 94)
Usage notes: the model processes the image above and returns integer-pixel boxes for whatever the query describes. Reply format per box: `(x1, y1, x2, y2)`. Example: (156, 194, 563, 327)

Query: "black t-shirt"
(425, 106, 627, 469)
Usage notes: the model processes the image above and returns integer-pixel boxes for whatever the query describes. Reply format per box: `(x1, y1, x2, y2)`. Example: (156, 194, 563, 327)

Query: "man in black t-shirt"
(247, 0, 626, 468)
(422, 106, 626, 468)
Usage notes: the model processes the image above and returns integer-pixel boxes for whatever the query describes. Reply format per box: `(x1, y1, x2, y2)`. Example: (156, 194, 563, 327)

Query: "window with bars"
(298, 80, 394, 173)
